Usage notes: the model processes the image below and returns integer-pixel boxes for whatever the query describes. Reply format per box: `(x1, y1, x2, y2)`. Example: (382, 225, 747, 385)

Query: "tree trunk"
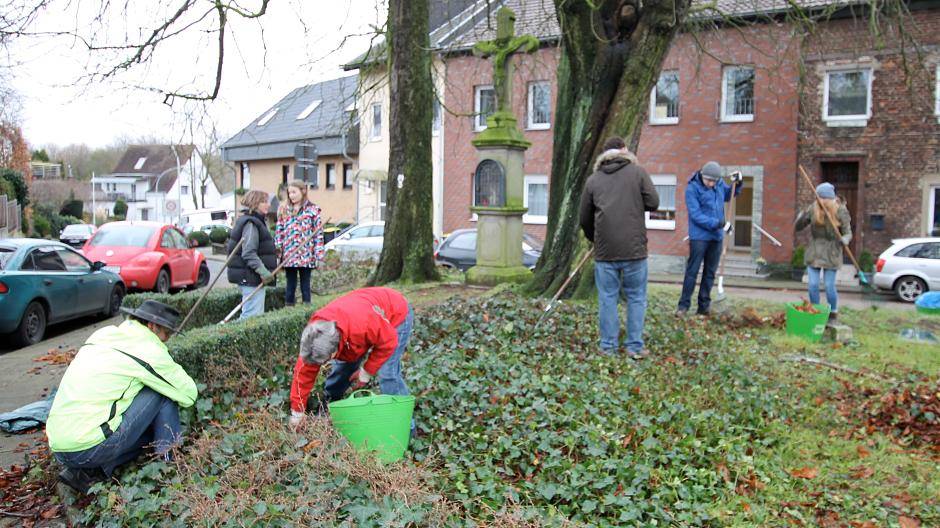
(370, 0, 439, 285)
(526, 0, 689, 297)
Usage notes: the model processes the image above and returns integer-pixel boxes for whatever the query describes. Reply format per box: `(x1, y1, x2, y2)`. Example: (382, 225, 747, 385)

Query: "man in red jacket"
(288, 287, 413, 429)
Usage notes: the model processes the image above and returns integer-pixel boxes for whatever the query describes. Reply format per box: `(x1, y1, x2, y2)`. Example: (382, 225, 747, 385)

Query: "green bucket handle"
(350, 390, 376, 399)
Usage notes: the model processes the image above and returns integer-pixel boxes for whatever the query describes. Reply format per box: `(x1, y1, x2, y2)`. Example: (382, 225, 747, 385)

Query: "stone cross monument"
(466, 7, 539, 286)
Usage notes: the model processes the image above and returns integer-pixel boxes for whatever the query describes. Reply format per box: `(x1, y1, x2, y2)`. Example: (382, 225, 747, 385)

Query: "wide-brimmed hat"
(120, 300, 181, 331)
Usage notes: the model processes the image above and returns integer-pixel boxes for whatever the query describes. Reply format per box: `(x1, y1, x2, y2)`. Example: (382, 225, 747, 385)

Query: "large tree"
(370, 0, 439, 284)
(526, 0, 691, 297)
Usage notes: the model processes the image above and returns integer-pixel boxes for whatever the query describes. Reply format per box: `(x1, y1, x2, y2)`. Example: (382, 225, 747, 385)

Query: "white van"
(181, 208, 234, 234)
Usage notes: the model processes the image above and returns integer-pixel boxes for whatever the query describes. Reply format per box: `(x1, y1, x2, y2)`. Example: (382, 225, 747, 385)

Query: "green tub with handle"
(328, 390, 415, 463)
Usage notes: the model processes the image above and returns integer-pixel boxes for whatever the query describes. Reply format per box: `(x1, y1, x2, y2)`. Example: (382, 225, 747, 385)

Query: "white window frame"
(257, 107, 278, 127)
(822, 67, 873, 126)
(720, 66, 755, 123)
(370, 103, 382, 141)
(296, 99, 322, 120)
(646, 174, 677, 230)
(523, 175, 549, 224)
(934, 65, 940, 123)
(526, 81, 551, 130)
(649, 71, 680, 125)
(474, 84, 495, 131)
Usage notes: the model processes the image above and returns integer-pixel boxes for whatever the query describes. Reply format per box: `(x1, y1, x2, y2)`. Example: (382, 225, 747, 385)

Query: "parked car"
(82, 221, 209, 293)
(324, 221, 386, 260)
(435, 228, 542, 271)
(59, 224, 97, 248)
(0, 239, 125, 347)
(873, 237, 940, 302)
(184, 222, 231, 236)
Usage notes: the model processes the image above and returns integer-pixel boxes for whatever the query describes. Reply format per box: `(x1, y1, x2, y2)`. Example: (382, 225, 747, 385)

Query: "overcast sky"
(9, 0, 387, 148)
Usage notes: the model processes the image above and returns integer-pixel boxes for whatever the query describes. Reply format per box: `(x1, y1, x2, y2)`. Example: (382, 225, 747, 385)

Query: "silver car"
(873, 238, 940, 302)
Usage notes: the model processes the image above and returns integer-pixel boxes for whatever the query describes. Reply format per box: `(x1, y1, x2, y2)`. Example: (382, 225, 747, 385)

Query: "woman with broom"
(795, 182, 852, 323)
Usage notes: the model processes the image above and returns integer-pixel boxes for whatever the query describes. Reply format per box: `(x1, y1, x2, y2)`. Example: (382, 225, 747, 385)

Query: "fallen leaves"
(849, 465, 874, 479)
(34, 347, 77, 366)
(789, 466, 819, 479)
(899, 516, 921, 528)
(856, 445, 871, 458)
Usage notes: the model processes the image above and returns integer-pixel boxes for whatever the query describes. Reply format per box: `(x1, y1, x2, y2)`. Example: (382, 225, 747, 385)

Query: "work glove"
(289, 410, 305, 430)
(729, 171, 744, 185)
(258, 268, 274, 283)
(723, 222, 733, 234)
(840, 235, 851, 246)
(349, 367, 373, 389)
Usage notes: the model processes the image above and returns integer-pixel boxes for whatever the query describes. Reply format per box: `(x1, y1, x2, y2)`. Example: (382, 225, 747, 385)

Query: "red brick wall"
(797, 9, 940, 259)
(441, 46, 560, 241)
(637, 25, 802, 264)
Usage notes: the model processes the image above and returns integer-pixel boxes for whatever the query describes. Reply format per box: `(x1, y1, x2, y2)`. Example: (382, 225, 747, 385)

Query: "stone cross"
(472, 7, 539, 114)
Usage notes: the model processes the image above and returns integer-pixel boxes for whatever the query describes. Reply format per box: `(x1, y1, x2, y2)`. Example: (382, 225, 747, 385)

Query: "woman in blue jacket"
(677, 161, 742, 315)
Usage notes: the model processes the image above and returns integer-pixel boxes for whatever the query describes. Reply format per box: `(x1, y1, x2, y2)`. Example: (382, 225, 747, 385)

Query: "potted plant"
(790, 245, 805, 281)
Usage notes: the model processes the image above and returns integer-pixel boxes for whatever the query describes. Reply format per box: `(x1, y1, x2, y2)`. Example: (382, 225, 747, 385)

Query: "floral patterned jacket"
(275, 201, 324, 268)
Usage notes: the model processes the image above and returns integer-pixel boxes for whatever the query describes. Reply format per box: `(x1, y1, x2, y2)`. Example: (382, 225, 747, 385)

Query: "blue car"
(0, 239, 125, 348)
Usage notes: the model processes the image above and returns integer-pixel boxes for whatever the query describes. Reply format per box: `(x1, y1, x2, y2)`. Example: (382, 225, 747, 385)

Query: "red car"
(83, 221, 209, 293)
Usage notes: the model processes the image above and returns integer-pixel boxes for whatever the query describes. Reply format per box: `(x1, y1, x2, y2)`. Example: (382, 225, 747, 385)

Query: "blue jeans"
(239, 285, 265, 319)
(285, 267, 312, 305)
(595, 259, 648, 353)
(678, 240, 723, 313)
(807, 266, 838, 313)
(323, 304, 414, 400)
(54, 388, 181, 476)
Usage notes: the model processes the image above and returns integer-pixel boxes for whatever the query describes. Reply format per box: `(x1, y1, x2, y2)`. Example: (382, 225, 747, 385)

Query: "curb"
(648, 275, 866, 294)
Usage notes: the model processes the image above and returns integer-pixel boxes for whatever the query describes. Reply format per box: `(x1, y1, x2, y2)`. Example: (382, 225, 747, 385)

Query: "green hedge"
(187, 230, 210, 247)
(123, 286, 287, 331)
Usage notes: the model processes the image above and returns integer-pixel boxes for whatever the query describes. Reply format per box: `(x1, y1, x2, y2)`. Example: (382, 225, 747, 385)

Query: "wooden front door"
(821, 161, 859, 258)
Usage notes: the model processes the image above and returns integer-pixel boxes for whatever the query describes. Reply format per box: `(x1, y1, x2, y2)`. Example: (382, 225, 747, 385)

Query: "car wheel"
(155, 269, 171, 294)
(894, 276, 926, 303)
(106, 285, 125, 317)
(197, 262, 210, 288)
(14, 301, 47, 347)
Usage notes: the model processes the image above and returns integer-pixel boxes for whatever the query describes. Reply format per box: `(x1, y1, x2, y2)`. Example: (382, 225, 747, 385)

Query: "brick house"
(434, 0, 940, 270)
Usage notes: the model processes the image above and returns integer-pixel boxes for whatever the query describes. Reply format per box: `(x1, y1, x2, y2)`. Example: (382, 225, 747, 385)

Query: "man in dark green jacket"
(47, 300, 197, 493)
(579, 136, 659, 359)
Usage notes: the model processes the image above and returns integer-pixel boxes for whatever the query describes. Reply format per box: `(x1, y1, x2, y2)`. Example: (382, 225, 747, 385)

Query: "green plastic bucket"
(785, 302, 831, 342)
(328, 390, 415, 463)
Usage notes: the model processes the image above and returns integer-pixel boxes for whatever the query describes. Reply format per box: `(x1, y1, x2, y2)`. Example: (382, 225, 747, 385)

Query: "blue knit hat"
(816, 182, 836, 199)
(701, 161, 722, 181)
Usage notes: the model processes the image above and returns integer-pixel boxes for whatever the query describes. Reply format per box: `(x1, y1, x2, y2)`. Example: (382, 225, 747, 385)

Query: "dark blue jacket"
(685, 171, 741, 241)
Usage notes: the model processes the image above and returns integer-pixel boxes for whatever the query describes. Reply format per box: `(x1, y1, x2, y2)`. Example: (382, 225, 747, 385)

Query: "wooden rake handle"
(797, 165, 864, 275)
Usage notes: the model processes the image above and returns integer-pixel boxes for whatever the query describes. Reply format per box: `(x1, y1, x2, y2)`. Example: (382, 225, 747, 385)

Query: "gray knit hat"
(816, 182, 836, 199)
(299, 320, 340, 365)
(701, 161, 722, 181)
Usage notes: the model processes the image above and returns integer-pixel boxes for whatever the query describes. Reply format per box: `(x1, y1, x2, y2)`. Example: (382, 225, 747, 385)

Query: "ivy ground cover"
(78, 288, 937, 526)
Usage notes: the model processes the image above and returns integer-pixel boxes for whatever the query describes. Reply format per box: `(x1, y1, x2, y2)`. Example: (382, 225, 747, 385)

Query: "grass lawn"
(58, 284, 940, 526)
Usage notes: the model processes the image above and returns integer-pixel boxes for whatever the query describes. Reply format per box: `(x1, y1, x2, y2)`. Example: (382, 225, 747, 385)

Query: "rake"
(533, 247, 594, 330)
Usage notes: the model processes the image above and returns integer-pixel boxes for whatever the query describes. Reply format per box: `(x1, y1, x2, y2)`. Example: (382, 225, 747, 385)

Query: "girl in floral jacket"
(275, 181, 324, 305)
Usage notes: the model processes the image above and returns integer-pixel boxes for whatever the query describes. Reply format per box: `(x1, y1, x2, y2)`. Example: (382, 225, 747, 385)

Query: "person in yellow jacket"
(46, 300, 198, 493)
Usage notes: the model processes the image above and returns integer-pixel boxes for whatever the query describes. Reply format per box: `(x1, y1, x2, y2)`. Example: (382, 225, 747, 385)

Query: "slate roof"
(436, 0, 866, 51)
(221, 74, 358, 161)
(110, 144, 196, 193)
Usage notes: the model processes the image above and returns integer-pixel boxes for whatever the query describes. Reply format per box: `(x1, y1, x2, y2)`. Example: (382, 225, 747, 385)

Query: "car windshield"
(88, 225, 155, 247)
(62, 225, 92, 236)
(0, 247, 13, 270)
(523, 234, 544, 252)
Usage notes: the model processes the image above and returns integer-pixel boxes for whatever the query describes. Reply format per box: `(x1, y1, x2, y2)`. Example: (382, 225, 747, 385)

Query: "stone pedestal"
(466, 207, 531, 286)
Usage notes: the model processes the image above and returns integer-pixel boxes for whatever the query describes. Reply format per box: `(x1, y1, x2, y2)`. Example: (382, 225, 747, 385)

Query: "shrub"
(59, 199, 84, 219)
(0, 168, 29, 206)
(790, 245, 805, 269)
(208, 227, 229, 244)
(31, 214, 52, 238)
(113, 198, 128, 218)
(123, 286, 287, 332)
(859, 251, 874, 273)
(187, 230, 210, 247)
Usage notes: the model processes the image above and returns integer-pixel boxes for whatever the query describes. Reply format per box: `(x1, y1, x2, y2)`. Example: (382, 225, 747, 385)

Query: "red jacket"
(290, 287, 409, 412)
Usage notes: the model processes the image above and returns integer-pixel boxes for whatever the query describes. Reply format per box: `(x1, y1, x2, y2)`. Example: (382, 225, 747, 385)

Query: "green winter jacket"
(46, 320, 198, 453)
(795, 203, 852, 270)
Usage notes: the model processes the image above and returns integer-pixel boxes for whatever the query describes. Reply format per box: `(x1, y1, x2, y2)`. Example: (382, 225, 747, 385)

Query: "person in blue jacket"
(676, 161, 742, 316)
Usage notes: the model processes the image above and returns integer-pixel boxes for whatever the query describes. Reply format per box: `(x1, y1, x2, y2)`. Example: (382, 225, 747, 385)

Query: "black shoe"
(58, 467, 105, 494)
(675, 308, 688, 317)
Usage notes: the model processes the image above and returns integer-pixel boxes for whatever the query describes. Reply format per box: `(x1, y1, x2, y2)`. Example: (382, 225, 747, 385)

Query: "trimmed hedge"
(123, 286, 287, 331)
(187, 230, 210, 247)
(208, 227, 229, 244)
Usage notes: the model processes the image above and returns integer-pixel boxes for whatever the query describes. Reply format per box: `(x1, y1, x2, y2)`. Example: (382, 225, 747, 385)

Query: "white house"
(92, 145, 228, 226)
